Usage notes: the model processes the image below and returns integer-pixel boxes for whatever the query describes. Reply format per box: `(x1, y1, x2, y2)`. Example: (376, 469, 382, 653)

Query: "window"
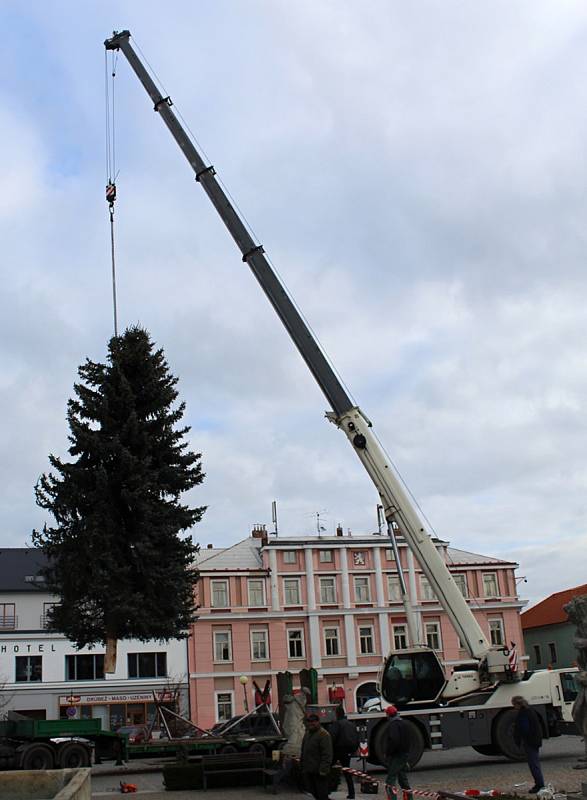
(0, 603, 16, 630)
(354, 576, 371, 603)
(393, 624, 407, 650)
(324, 627, 340, 656)
(425, 622, 442, 651)
(452, 574, 468, 597)
(283, 551, 297, 564)
(320, 577, 337, 604)
(65, 653, 104, 681)
(214, 630, 232, 662)
(41, 602, 56, 629)
(385, 548, 394, 561)
(251, 630, 269, 660)
(489, 619, 504, 646)
(248, 579, 265, 607)
(533, 644, 542, 665)
(359, 626, 375, 654)
(216, 692, 233, 722)
(127, 652, 167, 678)
(211, 580, 229, 608)
(548, 642, 558, 664)
(420, 576, 436, 601)
(561, 672, 579, 703)
(482, 573, 499, 598)
(15, 656, 42, 682)
(288, 629, 305, 659)
(284, 578, 301, 605)
(319, 550, 333, 563)
(388, 575, 402, 602)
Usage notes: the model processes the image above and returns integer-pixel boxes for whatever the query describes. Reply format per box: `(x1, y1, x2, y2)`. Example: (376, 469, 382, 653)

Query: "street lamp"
(239, 675, 249, 713)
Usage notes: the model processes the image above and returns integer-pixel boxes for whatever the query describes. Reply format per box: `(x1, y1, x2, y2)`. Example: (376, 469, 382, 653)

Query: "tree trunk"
(104, 636, 118, 673)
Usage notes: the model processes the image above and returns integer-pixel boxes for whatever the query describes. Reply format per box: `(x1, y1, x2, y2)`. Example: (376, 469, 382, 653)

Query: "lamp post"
(239, 675, 249, 713)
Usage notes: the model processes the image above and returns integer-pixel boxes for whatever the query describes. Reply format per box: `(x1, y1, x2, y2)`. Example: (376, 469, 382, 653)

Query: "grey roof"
(196, 537, 264, 571)
(0, 548, 49, 592)
(446, 547, 513, 566)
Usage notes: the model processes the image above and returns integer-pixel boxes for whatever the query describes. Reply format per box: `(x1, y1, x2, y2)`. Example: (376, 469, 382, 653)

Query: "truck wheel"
(21, 743, 55, 770)
(370, 722, 388, 765)
(472, 744, 501, 756)
(58, 742, 91, 768)
(493, 710, 525, 761)
(403, 720, 425, 768)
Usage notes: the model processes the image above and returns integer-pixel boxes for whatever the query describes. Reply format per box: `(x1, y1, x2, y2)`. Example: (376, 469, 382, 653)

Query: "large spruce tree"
(33, 326, 205, 661)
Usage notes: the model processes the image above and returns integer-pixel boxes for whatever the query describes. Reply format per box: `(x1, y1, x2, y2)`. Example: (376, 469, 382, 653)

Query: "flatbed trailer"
(127, 732, 286, 759)
(0, 716, 125, 771)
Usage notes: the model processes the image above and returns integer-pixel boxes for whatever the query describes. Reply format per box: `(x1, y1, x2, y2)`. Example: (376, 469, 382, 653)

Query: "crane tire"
(472, 744, 501, 756)
(370, 719, 425, 769)
(493, 710, 525, 761)
(20, 743, 55, 770)
(370, 721, 388, 765)
(58, 741, 91, 768)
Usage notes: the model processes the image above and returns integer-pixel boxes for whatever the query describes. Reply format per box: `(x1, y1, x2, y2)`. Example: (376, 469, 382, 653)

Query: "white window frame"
(489, 618, 504, 646)
(324, 626, 340, 657)
(319, 550, 333, 563)
(287, 628, 305, 659)
(213, 630, 232, 662)
(393, 624, 408, 650)
(247, 578, 266, 607)
(283, 577, 301, 606)
(482, 572, 499, 598)
(319, 577, 337, 604)
(452, 573, 468, 597)
(211, 579, 230, 609)
(420, 575, 436, 601)
(359, 625, 375, 655)
(283, 551, 297, 564)
(250, 629, 269, 661)
(215, 690, 234, 723)
(354, 576, 371, 603)
(384, 548, 394, 561)
(387, 575, 402, 602)
(425, 621, 442, 651)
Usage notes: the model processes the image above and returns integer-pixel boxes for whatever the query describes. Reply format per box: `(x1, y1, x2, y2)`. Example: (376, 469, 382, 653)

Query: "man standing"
(330, 704, 359, 799)
(384, 705, 411, 799)
(300, 712, 333, 800)
(512, 696, 545, 793)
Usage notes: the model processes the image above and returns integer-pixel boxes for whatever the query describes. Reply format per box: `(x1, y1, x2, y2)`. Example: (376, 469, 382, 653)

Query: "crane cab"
(380, 648, 446, 706)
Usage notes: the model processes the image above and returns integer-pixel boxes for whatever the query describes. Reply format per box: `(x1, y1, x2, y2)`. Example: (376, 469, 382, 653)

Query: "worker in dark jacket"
(330, 704, 359, 799)
(300, 713, 333, 800)
(512, 696, 545, 793)
(384, 705, 411, 799)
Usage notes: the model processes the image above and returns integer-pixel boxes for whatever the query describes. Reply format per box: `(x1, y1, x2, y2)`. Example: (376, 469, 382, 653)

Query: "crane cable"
(105, 50, 119, 337)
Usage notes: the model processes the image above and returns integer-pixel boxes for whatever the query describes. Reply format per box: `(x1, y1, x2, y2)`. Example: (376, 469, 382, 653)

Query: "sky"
(1, 1, 587, 608)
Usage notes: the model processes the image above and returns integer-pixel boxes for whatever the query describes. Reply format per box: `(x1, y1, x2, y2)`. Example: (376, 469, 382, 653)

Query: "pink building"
(188, 527, 524, 728)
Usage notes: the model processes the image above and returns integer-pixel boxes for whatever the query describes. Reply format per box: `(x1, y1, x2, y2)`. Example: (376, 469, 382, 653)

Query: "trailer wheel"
(58, 741, 91, 768)
(21, 743, 55, 770)
(493, 710, 525, 761)
(472, 744, 501, 756)
(220, 744, 239, 754)
(248, 743, 266, 755)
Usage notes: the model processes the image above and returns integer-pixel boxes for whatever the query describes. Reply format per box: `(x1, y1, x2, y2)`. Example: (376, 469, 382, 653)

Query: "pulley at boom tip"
(104, 30, 131, 50)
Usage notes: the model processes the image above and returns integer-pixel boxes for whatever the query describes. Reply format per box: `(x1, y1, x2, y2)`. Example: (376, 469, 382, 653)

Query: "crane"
(105, 29, 514, 705)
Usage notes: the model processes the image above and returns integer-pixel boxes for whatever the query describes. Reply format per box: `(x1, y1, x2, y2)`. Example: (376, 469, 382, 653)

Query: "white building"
(0, 548, 189, 728)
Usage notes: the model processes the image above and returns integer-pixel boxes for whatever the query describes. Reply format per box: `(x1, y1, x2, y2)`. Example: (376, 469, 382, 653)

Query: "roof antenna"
(271, 500, 278, 536)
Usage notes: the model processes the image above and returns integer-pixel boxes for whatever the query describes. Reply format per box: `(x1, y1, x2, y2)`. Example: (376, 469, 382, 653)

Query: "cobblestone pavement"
(91, 736, 587, 799)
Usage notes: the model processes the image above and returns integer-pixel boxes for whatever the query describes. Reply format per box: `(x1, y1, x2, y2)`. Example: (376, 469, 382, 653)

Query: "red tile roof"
(521, 584, 587, 630)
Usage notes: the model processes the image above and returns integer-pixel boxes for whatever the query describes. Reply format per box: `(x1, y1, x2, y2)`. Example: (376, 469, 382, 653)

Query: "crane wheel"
(472, 744, 501, 756)
(371, 719, 425, 768)
(20, 743, 55, 770)
(493, 710, 525, 761)
(58, 741, 91, 768)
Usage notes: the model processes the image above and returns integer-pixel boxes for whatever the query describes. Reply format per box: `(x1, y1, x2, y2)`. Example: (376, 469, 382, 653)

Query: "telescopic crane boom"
(105, 30, 514, 698)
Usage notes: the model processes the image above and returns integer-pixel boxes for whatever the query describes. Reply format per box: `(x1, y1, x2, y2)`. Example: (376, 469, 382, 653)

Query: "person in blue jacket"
(512, 696, 545, 793)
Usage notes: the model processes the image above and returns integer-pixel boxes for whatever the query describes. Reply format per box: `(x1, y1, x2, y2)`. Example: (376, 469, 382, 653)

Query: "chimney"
(206, 544, 213, 549)
(251, 524, 268, 545)
(336, 524, 343, 537)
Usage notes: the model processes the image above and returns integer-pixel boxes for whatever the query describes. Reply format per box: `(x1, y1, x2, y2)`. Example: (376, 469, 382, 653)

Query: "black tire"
(493, 710, 525, 761)
(21, 743, 55, 770)
(248, 742, 266, 756)
(220, 744, 239, 754)
(370, 719, 425, 769)
(472, 744, 501, 757)
(58, 741, 91, 768)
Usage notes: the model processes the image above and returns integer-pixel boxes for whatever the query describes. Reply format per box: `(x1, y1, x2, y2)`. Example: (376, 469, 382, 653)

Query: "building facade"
(0, 549, 189, 727)
(522, 583, 587, 671)
(189, 527, 525, 728)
